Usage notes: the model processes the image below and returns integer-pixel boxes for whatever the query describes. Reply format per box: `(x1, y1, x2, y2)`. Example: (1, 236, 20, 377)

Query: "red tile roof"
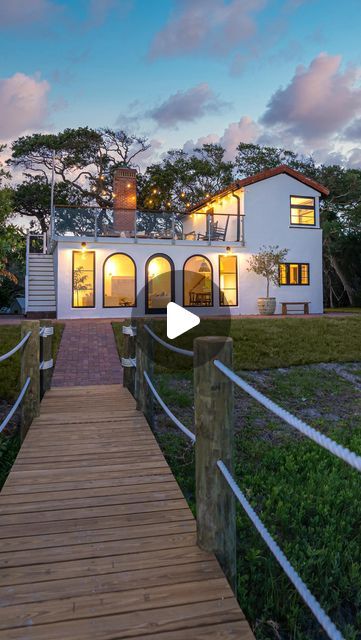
(191, 164, 330, 211)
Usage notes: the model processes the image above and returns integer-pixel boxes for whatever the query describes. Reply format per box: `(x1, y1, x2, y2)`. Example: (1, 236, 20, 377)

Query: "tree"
(9, 127, 151, 228)
(0, 147, 25, 305)
(247, 245, 288, 298)
(235, 142, 316, 178)
(138, 144, 234, 212)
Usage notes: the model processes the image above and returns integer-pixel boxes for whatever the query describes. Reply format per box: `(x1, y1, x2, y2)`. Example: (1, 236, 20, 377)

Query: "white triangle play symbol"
(167, 302, 200, 340)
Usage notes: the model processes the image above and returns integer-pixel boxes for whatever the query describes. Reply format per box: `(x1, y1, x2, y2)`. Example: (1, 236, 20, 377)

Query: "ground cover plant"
(112, 318, 361, 639)
(0, 322, 64, 489)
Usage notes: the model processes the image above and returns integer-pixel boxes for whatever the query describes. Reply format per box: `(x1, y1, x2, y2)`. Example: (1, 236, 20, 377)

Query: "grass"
(325, 307, 361, 314)
(113, 315, 361, 373)
(0, 322, 64, 489)
(0, 322, 64, 401)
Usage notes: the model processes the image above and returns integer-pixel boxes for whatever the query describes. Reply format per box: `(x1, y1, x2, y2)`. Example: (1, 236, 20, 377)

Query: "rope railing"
(0, 322, 54, 439)
(144, 371, 195, 443)
(217, 460, 344, 640)
(0, 378, 31, 434)
(144, 324, 194, 357)
(213, 359, 361, 473)
(0, 331, 32, 363)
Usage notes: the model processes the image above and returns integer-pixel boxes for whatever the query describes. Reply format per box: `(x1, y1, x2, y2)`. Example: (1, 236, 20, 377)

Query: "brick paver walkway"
(52, 321, 123, 387)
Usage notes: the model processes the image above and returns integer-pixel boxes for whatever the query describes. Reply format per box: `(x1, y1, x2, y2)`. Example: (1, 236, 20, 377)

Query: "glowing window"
(146, 255, 174, 312)
(184, 255, 213, 307)
(72, 251, 95, 308)
(219, 255, 237, 306)
(290, 196, 315, 225)
(279, 263, 309, 285)
(103, 253, 136, 307)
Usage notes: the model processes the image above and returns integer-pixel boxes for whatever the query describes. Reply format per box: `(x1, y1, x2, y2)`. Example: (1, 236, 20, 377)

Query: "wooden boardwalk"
(0, 384, 253, 639)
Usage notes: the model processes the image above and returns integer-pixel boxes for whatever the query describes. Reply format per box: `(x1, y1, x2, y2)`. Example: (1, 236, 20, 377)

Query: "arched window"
(103, 253, 136, 307)
(145, 254, 174, 314)
(183, 255, 213, 307)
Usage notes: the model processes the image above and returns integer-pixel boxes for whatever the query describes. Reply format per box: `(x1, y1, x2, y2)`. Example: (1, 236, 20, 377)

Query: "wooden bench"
(281, 301, 310, 315)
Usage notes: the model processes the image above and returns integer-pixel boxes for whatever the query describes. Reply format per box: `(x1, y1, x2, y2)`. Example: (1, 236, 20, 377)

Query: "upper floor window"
(279, 263, 310, 286)
(290, 196, 315, 226)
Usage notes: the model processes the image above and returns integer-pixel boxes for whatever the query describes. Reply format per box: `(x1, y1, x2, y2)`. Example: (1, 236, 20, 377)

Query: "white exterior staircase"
(26, 253, 56, 316)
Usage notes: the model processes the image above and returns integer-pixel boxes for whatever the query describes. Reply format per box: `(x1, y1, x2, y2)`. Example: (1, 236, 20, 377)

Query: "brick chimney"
(113, 167, 137, 234)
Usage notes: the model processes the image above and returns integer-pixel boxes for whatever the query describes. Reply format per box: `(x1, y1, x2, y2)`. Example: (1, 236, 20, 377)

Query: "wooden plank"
(1, 600, 243, 640)
(0, 578, 233, 629)
(0, 532, 196, 568)
(0, 383, 253, 639)
(0, 560, 222, 606)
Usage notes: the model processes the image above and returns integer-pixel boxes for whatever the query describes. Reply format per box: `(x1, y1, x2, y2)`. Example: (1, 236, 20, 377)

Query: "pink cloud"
(0, 0, 62, 27)
(149, 83, 229, 128)
(220, 116, 261, 158)
(149, 0, 265, 59)
(0, 72, 50, 139)
(262, 53, 361, 140)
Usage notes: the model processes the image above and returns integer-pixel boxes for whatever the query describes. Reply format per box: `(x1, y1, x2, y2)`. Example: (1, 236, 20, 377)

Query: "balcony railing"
(53, 207, 244, 243)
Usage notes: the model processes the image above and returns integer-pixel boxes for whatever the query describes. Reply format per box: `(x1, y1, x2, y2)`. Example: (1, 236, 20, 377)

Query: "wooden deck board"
(0, 384, 253, 639)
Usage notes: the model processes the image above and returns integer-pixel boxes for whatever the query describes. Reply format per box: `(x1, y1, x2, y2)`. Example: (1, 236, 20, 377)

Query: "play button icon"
(167, 302, 200, 340)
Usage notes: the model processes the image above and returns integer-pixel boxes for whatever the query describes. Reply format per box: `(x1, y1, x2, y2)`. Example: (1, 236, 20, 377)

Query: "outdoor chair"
(197, 216, 229, 241)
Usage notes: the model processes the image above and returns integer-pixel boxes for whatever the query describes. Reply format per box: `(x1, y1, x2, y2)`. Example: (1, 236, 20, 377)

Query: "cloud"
(86, 0, 132, 27)
(149, 83, 229, 128)
(148, 0, 265, 60)
(0, 72, 50, 139)
(220, 116, 261, 158)
(262, 53, 361, 141)
(343, 117, 361, 141)
(0, 0, 63, 28)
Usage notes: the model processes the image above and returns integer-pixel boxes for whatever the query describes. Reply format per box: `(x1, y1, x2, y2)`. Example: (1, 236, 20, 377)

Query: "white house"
(25, 165, 329, 319)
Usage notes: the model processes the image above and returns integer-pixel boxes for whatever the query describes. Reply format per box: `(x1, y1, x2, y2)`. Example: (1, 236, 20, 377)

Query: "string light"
(153, 188, 157, 194)
(181, 192, 185, 198)
(127, 183, 131, 188)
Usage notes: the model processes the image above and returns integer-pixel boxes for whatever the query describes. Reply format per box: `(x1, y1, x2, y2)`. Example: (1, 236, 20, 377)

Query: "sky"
(1, 0, 361, 169)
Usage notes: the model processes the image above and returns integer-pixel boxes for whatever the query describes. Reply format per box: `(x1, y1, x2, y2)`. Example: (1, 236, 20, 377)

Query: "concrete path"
(52, 321, 123, 387)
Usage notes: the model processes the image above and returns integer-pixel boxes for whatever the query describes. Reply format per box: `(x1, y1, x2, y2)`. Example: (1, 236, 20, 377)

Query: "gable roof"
(191, 164, 330, 211)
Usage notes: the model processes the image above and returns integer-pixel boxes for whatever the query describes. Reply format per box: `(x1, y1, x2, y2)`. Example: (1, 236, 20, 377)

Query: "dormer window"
(290, 196, 315, 226)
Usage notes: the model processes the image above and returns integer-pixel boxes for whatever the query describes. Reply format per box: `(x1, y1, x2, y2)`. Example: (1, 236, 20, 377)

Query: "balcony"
(53, 207, 244, 244)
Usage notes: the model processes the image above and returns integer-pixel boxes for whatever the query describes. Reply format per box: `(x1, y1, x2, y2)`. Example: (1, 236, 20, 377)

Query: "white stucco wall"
(55, 173, 324, 318)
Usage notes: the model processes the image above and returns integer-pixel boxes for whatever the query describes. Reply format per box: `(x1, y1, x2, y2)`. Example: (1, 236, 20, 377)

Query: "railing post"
(122, 325, 136, 396)
(135, 319, 153, 426)
(40, 325, 53, 398)
(20, 320, 40, 442)
(194, 336, 236, 592)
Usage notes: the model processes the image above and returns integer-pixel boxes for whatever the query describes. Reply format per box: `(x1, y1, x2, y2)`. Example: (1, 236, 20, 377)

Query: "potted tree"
(247, 245, 288, 315)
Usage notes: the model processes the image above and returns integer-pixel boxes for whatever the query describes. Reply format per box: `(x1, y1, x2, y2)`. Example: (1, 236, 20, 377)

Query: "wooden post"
(20, 320, 40, 442)
(135, 318, 153, 426)
(194, 336, 236, 592)
(40, 324, 53, 398)
(123, 325, 136, 396)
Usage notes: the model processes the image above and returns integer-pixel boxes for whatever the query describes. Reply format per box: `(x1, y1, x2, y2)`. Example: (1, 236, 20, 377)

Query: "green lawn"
(113, 315, 361, 372)
(112, 317, 361, 640)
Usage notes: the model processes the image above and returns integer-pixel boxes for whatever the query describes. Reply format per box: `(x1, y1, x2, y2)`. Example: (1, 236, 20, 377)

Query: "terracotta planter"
(257, 297, 276, 315)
